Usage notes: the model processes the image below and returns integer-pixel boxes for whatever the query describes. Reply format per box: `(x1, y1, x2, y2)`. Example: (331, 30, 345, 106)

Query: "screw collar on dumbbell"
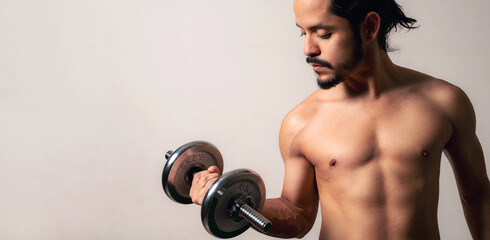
(228, 196, 254, 222)
(162, 141, 272, 238)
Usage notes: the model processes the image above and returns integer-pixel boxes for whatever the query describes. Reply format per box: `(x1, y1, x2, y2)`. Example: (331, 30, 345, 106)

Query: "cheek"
(320, 40, 350, 65)
(337, 36, 359, 62)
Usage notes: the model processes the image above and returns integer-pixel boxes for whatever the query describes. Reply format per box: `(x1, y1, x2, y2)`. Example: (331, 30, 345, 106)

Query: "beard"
(315, 72, 345, 89)
(306, 30, 363, 90)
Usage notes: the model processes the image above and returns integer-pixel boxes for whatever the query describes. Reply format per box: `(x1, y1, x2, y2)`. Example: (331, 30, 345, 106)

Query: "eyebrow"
(296, 23, 335, 31)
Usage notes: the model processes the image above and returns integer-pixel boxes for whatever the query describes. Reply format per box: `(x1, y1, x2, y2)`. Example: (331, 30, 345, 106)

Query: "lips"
(311, 64, 326, 72)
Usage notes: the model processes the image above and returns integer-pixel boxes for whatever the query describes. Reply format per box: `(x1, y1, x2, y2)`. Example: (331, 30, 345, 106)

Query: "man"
(190, 0, 490, 239)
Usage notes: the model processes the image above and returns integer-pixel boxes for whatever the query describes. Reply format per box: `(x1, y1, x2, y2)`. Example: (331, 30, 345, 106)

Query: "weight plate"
(201, 169, 266, 238)
(162, 141, 224, 204)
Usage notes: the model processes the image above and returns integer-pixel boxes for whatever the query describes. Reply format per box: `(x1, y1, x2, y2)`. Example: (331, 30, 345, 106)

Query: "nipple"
(329, 159, 337, 167)
(421, 150, 430, 157)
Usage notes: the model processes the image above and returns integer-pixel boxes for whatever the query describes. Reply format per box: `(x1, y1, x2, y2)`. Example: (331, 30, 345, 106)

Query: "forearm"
(462, 185, 490, 240)
(260, 197, 317, 238)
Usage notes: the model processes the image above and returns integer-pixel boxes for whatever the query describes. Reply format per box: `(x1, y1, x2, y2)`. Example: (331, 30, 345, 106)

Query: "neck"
(339, 49, 399, 100)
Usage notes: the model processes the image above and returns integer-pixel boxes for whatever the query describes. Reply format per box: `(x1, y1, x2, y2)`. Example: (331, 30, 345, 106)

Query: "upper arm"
(278, 110, 319, 220)
(442, 85, 489, 198)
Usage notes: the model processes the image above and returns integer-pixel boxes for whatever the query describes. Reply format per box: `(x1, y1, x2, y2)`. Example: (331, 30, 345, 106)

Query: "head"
(293, 0, 417, 89)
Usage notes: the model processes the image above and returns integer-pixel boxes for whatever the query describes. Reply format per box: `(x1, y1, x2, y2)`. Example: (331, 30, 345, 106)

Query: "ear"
(361, 12, 381, 42)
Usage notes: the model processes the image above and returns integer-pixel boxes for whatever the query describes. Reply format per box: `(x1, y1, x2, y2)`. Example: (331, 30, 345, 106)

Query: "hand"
(189, 166, 220, 205)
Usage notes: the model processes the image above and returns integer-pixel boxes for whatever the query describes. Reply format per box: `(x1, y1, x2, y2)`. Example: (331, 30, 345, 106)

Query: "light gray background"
(0, 0, 488, 239)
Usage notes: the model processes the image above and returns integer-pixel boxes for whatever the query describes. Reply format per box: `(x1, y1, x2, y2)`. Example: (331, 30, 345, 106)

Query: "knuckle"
(193, 172, 202, 179)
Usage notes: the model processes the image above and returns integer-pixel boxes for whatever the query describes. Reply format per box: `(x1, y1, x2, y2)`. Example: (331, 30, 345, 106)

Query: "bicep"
(443, 87, 489, 197)
(278, 114, 319, 217)
(281, 153, 318, 210)
(444, 132, 487, 197)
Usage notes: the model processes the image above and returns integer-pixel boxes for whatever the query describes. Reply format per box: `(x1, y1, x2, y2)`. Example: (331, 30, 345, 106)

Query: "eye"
(299, 32, 306, 38)
(319, 33, 332, 39)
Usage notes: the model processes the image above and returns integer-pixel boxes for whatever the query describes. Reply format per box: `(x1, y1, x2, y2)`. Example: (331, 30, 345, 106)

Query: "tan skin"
(190, 0, 490, 239)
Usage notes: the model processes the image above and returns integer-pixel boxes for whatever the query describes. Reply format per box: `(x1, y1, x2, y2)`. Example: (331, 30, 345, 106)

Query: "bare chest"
(299, 98, 452, 173)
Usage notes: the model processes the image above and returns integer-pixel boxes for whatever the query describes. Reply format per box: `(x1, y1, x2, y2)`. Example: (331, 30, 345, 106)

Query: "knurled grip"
(236, 202, 272, 233)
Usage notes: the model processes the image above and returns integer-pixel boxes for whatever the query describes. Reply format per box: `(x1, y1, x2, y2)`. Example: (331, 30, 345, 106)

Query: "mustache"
(306, 57, 333, 69)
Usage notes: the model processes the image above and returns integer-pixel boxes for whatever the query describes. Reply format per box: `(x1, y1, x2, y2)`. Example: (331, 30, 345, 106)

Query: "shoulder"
(413, 75, 476, 130)
(423, 78, 473, 114)
(280, 90, 324, 135)
(398, 67, 471, 113)
(396, 67, 476, 128)
(279, 90, 324, 156)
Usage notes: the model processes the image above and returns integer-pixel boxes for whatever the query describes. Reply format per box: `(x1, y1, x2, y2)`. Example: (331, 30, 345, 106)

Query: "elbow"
(461, 180, 490, 206)
(275, 213, 316, 239)
(294, 213, 317, 238)
(296, 200, 320, 238)
(289, 203, 319, 238)
(264, 197, 319, 239)
(267, 212, 316, 239)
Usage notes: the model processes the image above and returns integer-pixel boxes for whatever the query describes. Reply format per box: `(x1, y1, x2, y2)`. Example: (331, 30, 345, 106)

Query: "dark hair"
(329, 0, 418, 51)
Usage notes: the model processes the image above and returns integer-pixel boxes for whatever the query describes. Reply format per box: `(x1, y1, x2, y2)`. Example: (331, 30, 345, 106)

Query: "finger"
(196, 178, 218, 205)
(194, 172, 214, 184)
(191, 177, 217, 205)
(204, 177, 217, 189)
(190, 171, 219, 205)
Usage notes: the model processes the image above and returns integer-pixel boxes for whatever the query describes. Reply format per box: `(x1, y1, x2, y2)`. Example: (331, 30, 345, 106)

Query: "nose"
(303, 35, 320, 57)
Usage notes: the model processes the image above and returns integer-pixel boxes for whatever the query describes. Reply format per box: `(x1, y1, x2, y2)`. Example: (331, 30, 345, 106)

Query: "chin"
(316, 75, 344, 90)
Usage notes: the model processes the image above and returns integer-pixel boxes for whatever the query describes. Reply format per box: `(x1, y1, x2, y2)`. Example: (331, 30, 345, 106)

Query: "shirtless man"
(190, 0, 490, 239)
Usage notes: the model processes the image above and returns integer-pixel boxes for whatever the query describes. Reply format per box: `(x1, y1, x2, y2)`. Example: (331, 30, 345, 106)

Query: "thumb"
(208, 165, 220, 173)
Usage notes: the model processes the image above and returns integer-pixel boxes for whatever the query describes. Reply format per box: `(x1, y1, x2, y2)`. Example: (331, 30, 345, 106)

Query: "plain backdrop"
(0, 0, 489, 239)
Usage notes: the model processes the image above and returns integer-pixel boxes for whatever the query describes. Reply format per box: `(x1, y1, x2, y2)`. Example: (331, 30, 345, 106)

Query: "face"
(293, 0, 363, 89)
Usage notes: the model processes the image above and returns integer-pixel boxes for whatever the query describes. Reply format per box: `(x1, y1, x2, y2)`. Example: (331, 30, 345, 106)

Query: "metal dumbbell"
(162, 141, 272, 238)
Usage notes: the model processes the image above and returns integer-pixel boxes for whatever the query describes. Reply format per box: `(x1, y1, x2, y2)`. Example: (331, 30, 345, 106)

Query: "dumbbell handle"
(232, 197, 272, 233)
